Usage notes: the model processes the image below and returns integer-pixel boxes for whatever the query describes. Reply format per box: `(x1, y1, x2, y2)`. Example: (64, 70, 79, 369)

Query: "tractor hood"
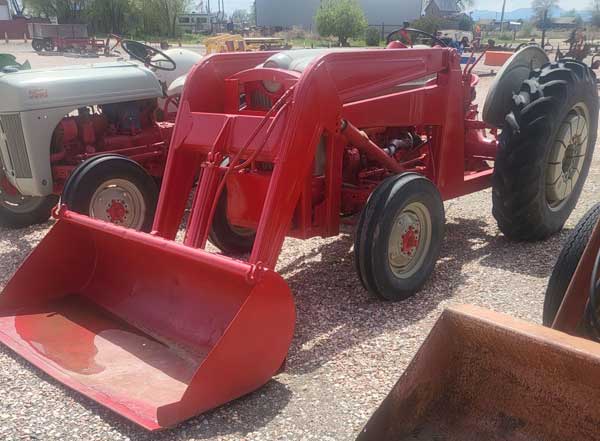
(263, 48, 365, 73)
(0, 62, 163, 113)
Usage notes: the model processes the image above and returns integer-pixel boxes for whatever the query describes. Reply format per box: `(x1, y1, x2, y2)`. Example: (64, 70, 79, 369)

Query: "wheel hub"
(106, 199, 128, 224)
(388, 202, 432, 279)
(89, 179, 146, 230)
(389, 212, 422, 268)
(546, 104, 590, 209)
(401, 225, 420, 256)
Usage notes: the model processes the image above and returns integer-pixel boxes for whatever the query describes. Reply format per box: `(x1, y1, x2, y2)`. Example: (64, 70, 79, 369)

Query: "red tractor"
(148, 38, 596, 301)
(0, 32, 597, 429)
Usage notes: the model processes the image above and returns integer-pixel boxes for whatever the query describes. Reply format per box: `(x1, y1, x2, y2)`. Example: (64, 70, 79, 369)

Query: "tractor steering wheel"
(121, 40, 177, 71)
(386, 28, 447, 48)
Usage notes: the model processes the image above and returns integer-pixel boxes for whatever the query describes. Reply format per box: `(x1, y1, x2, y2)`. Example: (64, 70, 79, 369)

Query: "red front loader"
(0, 40, 597, 429)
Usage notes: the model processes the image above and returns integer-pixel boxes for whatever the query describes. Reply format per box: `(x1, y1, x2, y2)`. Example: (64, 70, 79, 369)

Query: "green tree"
(410, 15, 449, 35)
(231, 8, 249, 25)
(365, 26, 380, 46)
(532, 0, 558, 23)
(25, 0, 191, 37)
(131, 0, 165, 37)
(249, 0, 256, 26)
(315, 0, 367, 47)
(533, 0, 558, 45)
(87, 0, 133, 34)
(457, 14, 473, 31)
(129, 0, 190, 37)
(158, 0, 191, 37)
(25, 0, 87, 23)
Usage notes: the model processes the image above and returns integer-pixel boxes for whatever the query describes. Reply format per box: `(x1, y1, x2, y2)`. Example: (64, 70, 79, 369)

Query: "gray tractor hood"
(0, 62, 163, 113)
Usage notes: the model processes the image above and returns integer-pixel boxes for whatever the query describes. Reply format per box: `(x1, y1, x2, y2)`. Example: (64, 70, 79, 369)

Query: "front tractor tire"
(62, 155, 159, 232)
(209, 189, 256, 255)
(493, 60, 599, 241)
(355, 173, 445, 301)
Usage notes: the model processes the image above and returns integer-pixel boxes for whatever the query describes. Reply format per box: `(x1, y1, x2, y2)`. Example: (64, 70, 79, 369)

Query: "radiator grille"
(250, 91, 273, 110)
(0, 113, 32, 178)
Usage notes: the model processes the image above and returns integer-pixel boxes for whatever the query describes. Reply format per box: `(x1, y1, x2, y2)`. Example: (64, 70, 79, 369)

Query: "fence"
(368, 24, 408, 42)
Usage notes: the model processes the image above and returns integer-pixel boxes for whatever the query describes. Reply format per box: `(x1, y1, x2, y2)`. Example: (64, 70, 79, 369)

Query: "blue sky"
(223, 0, 254, 12)
(212, 0, 593, 14)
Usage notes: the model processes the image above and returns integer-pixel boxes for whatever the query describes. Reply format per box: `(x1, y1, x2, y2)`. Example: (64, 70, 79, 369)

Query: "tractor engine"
(238, 72, 431, 218)
(50, 99, 171, 189)
(341, 127, 428, 216)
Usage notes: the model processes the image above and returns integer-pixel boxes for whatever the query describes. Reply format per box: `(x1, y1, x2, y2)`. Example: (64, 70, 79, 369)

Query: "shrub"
(365, 27, 380, 46)
(315, 0, 367, 47)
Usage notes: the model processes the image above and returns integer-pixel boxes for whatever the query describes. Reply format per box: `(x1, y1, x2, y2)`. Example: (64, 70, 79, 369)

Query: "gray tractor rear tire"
(0, 193, 58, 228)
(543, 203, 600, 326)
(492, 60, 599, 241)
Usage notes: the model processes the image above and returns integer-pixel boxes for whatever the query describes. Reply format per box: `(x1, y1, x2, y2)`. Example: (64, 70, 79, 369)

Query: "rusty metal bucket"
(357, 305, 600, 441)
(0, 212, 295, 430)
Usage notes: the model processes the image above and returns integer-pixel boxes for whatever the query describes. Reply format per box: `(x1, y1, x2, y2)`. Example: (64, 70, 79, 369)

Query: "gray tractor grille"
(0, 113, 32, 178)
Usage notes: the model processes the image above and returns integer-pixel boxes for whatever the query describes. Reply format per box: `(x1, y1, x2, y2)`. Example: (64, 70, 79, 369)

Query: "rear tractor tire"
(543, 203, 600, 328)
(493, 60, 599, 241)
(0, 176, 57, 228)
(355, 173, 445, 301)
(62, 155, 159, 232)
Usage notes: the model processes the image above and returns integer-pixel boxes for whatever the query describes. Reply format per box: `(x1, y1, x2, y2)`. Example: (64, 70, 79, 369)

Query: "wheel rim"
(0, 175, 47, 214)
(89, 179, 146, 230)
(546, 102, 590, 210)
(388, 202, 432, 279)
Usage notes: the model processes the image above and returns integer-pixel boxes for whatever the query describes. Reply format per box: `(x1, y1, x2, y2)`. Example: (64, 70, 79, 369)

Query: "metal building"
(0, 0, 11, 21)
(256, 0, 423, 30)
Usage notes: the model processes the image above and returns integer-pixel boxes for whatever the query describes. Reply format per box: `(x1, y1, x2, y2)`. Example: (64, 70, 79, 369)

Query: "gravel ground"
(1, 44, 600, 440)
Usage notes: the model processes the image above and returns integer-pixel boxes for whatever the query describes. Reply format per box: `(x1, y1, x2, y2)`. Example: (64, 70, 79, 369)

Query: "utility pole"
(541, 9, 548, 47)
(499, 0, 507, 33)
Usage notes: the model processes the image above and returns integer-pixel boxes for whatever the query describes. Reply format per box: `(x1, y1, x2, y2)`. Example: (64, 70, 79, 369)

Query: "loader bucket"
(357, 305, 600, 441)
(0, 213, 295, 430)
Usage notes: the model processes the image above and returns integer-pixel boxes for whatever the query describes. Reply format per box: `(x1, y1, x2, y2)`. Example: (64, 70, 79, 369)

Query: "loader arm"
(154, 48, 465, 269)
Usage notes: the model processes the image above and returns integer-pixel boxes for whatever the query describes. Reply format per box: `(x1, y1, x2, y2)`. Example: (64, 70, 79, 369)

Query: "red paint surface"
(0, 216, 295, 429)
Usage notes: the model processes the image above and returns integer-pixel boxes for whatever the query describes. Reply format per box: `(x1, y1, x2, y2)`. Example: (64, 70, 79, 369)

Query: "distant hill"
(471, 6, 564, 21)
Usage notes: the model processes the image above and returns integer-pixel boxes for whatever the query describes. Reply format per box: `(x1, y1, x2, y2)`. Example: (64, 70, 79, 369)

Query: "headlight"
(262, 80, 282, 94)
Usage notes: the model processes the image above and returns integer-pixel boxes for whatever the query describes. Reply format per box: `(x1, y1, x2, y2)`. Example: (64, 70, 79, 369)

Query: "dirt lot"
(0, 42, 599, 441)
